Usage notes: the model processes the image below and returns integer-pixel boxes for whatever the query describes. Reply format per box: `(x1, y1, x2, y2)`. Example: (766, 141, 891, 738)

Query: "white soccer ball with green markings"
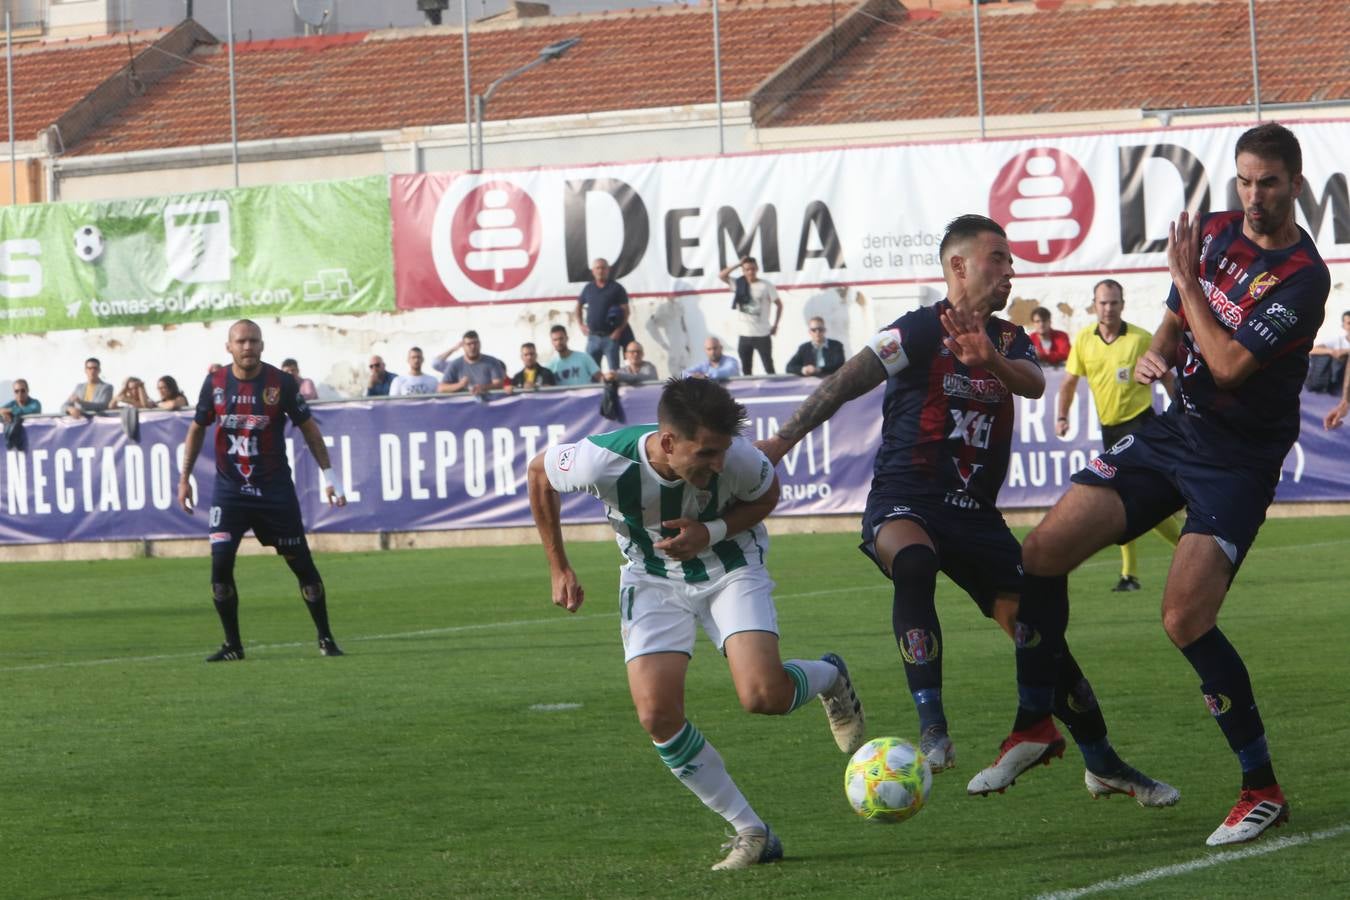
(844, 736, 932, 823)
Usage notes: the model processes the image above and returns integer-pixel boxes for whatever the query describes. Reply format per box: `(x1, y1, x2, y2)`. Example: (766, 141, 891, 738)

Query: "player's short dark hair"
(281, 357, 298, 368)
(521, 341, 537, 351)
(85, 357, 100, 367)
(1235, 122, 1302, 178)
(658, 377, 747, 439)
(549, 324, 567, 336)
(938, 214, 1006, 261)
(409, 346, 423, 354)
(1031, 306, 1051, 322)
(1093, 278, 1124, 298)
(462, 330, 479, 341)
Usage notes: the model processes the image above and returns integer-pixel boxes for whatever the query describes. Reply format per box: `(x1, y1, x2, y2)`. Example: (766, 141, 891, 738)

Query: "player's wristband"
(320, 467, 345, 498)
(704, 518, 728, 545)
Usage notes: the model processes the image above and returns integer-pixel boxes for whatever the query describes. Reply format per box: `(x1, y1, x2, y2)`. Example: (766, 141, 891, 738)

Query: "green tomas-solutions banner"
(0, 175, 394, 334)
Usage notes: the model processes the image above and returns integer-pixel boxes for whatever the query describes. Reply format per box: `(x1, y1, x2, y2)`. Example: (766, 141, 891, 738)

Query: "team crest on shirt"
(1249, 272, 1280, 301)
(263, 387, 280, 406)
(998, 331, 1013, 355)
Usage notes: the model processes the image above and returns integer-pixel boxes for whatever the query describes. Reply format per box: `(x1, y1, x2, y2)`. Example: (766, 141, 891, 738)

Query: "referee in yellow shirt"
(1056, 279, 1182, 591)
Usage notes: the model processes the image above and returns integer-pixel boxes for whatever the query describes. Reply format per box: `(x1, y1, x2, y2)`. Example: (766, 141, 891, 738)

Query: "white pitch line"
(1036, 823, 1350, 899)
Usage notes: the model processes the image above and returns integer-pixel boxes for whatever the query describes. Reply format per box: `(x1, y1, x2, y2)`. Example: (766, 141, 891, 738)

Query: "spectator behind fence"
(547, 325, 601, 386)
(157, 376, 190, 410)
(509, 342, 558, 392)
(1029, 306, 1071, 367)
(719, 255, 782, 375)
(577, 257, 631, 371)
(65, 357, 114, 419)
(365, 355, 397, 397)
(111, 376, 155, 409)
(785, 317, 845, 377)
(1306, 309, 1350, 393)
(682, 336, 741, 381)
(2, 379, 40, 422)
(280, 358, 319, 400)
(437, 330, 506, 396)
(606, 341, 659, 385)
(390, 347, 441, 397)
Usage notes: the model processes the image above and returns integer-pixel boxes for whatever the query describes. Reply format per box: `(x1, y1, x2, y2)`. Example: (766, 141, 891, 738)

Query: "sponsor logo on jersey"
(557, 445, 575, 471)
(1204, 692, 1232, 716)
(942, 373, 1007, 402)
(263, 387, 280, 406)
(230, 395, 256, 405)
(1200, 278, 1244, 328)
(219, 414, 271, 429)
(1249, 271, 1280, 301)
(899, 628, 940, 665)
(1087, 456, 1117, 479)
(212, 386, 225, 407)
(1262, 301, 1297, 326)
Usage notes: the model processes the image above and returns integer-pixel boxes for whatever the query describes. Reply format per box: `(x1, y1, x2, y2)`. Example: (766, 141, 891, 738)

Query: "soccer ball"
(74, 225, 105, 263)
(844, 736, 932, 823)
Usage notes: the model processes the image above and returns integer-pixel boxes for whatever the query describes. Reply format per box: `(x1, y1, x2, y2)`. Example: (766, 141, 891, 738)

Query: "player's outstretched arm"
(757, 350, 886, 464)
(177, 420, 206, 513)
(527, 452, 584, 612)
(297, 418, 348, 507)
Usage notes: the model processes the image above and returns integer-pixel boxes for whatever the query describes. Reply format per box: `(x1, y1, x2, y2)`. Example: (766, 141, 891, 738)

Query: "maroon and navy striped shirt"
(193, 362, 312, 498)
(1166, 210, 1329, 463)
(866, 300, 1036, 507)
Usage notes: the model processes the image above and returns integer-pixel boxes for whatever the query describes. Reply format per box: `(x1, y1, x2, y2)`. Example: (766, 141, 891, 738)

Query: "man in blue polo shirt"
(577, 257, 631, 372)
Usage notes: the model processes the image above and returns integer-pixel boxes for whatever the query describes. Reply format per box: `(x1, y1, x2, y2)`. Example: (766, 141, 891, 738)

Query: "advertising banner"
(390, 121, 1350, 307)
(0, 176, 394, 333)
(0, 374, 1346, 546)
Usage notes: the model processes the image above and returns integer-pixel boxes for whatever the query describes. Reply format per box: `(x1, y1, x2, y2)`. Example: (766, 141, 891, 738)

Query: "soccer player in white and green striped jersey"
(527, 377, 866, 871)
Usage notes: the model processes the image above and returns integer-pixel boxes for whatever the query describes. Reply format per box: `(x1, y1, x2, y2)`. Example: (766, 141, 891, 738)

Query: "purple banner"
(0, 372, 1346, 545)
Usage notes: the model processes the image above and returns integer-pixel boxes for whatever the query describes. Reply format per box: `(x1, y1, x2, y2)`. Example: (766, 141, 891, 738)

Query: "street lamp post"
(474, 37, 581, 171)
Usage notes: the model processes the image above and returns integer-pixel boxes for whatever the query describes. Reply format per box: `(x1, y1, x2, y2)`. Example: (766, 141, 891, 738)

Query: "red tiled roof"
(0, 31, 170, 142)
(69, 1, 844, 155)
(769, 0, 1350, 126)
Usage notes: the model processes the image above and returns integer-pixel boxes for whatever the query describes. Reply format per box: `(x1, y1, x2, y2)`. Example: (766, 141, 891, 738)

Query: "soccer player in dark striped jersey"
(177, 319, 349, 662)
(1011, 123, 1330, 845)
(527, 377, 866, 871)
(759, 215, 1176, 809)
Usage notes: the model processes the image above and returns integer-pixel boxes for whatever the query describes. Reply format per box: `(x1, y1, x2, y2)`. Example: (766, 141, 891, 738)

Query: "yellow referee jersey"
(1065, 322, 1154, 426)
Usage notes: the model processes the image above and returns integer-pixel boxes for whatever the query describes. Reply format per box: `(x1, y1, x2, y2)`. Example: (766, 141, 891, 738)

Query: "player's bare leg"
(971, 485, 1177, 805)
(724, 630, 864, 754)
(628, 651, 780, 870)
(1163, 535, 1286, 843)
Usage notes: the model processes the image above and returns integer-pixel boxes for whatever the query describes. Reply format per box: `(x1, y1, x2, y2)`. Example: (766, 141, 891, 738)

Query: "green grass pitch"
(4, 518, 1349, 898)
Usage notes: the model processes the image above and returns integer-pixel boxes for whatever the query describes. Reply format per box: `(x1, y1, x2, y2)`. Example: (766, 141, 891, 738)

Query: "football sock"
(889, 545, 945, 730)
(655, 721, 764, 833)
(1180, 626, 1276, 789)
(1153, 514, 1182, 547)
(1120, 541, 1138, 579)
(211, 581, 242, 648)
(783, 658, 842, 712)
(1054, 648, 1123, 773)
(299, 582, 333, 639)
(1012, 573, 1069, 732)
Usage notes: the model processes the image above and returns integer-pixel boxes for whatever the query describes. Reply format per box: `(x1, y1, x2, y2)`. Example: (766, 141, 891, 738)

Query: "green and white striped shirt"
(544, 424, 775, 583)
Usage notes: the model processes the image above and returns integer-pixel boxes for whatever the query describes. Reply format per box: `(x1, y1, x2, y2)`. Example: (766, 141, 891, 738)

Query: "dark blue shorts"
(207, 487, 308, 554)
(1069, 411, 1277, 570)
(861, 481, 1023, 617)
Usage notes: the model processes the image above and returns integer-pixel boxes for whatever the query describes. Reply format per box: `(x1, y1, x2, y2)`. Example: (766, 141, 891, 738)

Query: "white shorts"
(618, 565, 779, 663)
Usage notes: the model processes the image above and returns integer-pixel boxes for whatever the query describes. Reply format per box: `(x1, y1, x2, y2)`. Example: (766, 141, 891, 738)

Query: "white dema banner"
(395, 120, 1350, 305)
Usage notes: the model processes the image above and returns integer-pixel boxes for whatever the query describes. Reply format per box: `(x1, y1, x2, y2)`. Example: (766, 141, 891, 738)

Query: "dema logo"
(989, 148, 1094, 263)
(431, 178, 543, 299)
